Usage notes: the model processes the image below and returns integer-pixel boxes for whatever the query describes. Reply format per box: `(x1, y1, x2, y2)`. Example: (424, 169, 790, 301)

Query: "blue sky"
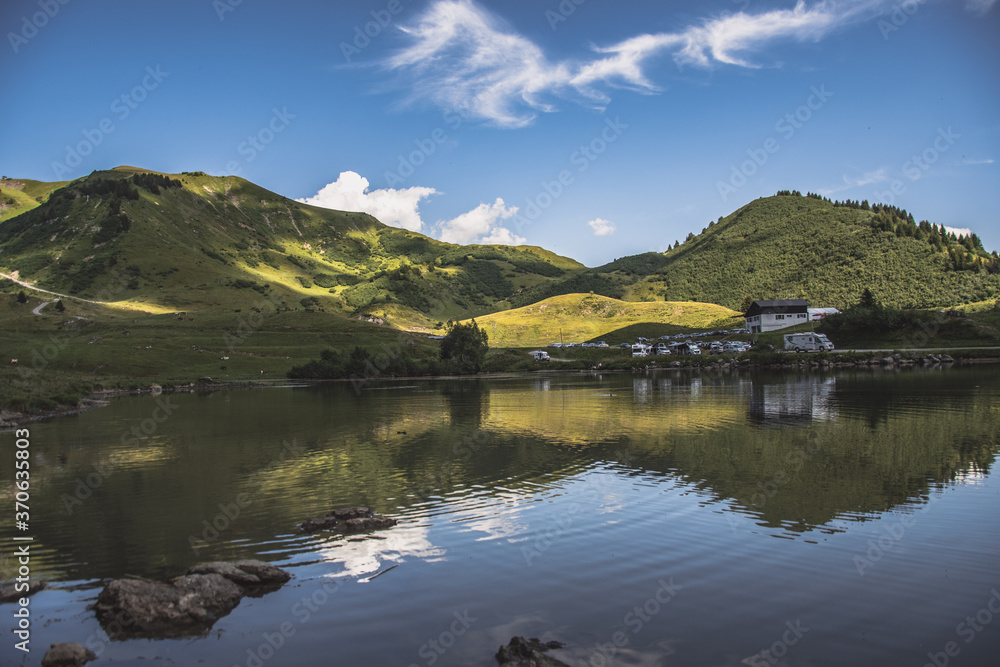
(2, 0, 997, 266)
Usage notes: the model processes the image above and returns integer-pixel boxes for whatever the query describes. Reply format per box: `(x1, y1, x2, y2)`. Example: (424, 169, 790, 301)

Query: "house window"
(797, 313, 806, 318)
(775, 314, 785, 320)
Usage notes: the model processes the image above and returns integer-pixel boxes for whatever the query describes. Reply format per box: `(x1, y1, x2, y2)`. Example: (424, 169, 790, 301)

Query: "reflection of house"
(748, 376, 837, 425)
(744, 299, 809, 333)
(808, 307, 840, 321)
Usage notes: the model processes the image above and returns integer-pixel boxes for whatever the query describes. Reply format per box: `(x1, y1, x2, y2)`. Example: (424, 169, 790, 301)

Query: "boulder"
(187, 560, 292, 587)
(94, 560, 290, 638)
(0, 579, 45, 602)
(940, 354, 954, 363)
(41, 643, 97, 667)
(300, 507, 396, 534)
(496, 636, 568, 666)
(344, 516, 397, 533)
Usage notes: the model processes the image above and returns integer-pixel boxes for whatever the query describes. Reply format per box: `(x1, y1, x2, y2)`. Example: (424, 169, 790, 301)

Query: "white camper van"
(784, 333, 835, 352)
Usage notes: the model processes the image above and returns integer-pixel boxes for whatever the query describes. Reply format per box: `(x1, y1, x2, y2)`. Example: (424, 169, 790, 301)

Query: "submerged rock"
(299, 507, 396, 534)
(0, 579, 45, 602)
(496, 636, 569, 666)
(344, 516, 398, 533)
(41, 643, 97, 667)
(94, 560, 290, 638)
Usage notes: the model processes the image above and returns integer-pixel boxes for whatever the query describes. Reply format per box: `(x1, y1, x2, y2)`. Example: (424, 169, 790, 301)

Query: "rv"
(784, 333, 835, 352)
(631, 343, 652, 357)
(531, 350, 551, 361)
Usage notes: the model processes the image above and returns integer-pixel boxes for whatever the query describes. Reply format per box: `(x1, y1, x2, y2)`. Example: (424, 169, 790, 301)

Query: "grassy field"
(466, 293, 743, 347)
(0, 291, 431, 414)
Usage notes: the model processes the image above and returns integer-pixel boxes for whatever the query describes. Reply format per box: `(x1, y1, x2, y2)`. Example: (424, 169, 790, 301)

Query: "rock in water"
(299, 507, 396, 533)
(344, 516, 398, 533)
(41, 643, 97, 667)
(187, 559, 292, 586)
(95, 574, 243, 637)
(94, 560, 291, 638)
(496, 636, 569, 666)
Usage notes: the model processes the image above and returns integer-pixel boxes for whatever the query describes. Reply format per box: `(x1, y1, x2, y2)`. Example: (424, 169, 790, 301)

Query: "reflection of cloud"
(454, 490, 531, 541)
(312, 522, 445, 580)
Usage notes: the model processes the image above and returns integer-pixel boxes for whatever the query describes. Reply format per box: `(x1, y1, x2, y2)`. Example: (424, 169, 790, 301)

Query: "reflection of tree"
(10, 370, 999, 582)
(442, 380, 489, 430)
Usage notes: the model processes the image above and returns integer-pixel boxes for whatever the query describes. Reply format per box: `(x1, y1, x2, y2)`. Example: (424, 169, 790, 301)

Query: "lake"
(2, 365, 999, 666)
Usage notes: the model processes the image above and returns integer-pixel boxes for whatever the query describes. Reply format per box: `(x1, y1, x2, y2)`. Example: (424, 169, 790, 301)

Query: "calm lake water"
(2, 366, 999, 666)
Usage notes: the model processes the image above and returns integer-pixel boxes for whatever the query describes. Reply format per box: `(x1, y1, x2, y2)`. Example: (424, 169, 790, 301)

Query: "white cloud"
(438, 197, 525, 245)
(297, 171, 436, 232)
(962, 157, 995, 165)
(965, 0, 997, 16)
(588, 218, 616, 236)
(944, 226, 973, 238)
(387, 0, 881, 126)
(819, 167, 888, 195)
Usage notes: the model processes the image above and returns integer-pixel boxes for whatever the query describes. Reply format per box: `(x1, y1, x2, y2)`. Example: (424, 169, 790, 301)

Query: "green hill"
(0, 167, 583, 330)
(470, 293, 742, 347)
(512, 193, 1000, 311)
(0, 177, 69, 222)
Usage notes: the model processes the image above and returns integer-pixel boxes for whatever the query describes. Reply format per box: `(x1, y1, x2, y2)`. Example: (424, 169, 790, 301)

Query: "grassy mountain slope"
(0, 167, 583, 329)
(0, 177, 69, 222)
(513, 194, 999, 311)
(469, 293, 742, 347)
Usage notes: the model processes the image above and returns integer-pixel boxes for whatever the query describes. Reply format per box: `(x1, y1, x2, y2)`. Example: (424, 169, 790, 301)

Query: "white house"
(744, 299, 810, 333)
(808, 307, 841, 321)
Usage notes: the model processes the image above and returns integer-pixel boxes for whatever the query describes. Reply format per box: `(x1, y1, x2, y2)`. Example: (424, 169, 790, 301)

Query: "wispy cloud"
(588, 218, 617, 236)
(964, 0, 997, 16)
(386, 0, 882, 127)
(819, 167, 888, 195)
(962, 157, 995, 165)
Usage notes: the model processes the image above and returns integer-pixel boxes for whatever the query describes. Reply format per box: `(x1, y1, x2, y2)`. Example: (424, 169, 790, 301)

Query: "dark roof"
(744, 299, 810, 317)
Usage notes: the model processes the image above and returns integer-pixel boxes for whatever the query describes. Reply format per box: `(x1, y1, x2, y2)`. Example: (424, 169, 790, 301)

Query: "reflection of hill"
(6, 370, 998, 582)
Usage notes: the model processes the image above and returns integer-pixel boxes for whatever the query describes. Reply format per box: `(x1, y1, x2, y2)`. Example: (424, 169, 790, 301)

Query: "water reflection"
(1, 367, 997, 583)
